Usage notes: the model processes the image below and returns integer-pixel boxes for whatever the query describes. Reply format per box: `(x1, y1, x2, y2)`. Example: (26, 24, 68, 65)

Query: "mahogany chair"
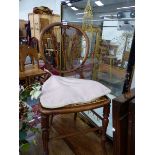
(19, 44, 46, 85)
(39, 22, 111, 155)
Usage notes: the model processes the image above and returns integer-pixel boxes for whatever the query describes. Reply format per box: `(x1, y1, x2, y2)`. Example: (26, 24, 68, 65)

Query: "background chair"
(39, 22, 111, 155)
(19, 44, 46, 85)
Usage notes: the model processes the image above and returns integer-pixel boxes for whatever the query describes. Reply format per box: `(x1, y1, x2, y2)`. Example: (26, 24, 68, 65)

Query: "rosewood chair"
(39, 22, 111, 155)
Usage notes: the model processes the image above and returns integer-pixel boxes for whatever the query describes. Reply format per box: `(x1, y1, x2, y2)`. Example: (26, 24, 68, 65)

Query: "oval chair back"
(39, 22, 90, 75)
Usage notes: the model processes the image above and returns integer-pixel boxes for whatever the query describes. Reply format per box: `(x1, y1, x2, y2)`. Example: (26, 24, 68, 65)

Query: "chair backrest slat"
(19, 44, 39, 72)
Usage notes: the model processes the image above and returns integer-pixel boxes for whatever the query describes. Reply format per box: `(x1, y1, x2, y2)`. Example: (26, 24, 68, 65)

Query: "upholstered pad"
(40, 75, 111, 108)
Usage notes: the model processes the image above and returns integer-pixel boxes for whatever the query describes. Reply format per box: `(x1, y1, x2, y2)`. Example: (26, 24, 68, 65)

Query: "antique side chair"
(19, 44, 46, 85)
(39, 22, 111, 155)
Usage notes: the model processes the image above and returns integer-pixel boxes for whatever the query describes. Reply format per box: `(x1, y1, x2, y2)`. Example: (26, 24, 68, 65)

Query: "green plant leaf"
(19, 139, 29, 146)
(30, 127, 40, 133)
(20, 89, 31, 101)
(20, 143, 30, 152)
(19, 131, 27, 140)
(32, 139, 37, 145)
(21, 122, 29, 130)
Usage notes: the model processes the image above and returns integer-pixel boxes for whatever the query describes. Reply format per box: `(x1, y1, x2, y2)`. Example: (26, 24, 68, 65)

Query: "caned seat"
(39, 22, 111, 155)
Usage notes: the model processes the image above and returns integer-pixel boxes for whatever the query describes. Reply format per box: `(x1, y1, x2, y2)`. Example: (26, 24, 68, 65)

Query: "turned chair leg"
(50, 114, 54, 126)
(41, 114, 49, 155)
(101, 104, 110, 154)
(74, 112, 78, 120)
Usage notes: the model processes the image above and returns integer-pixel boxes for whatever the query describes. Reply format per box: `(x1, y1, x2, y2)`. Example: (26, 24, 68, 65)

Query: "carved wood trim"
(113, 89, 135, 155)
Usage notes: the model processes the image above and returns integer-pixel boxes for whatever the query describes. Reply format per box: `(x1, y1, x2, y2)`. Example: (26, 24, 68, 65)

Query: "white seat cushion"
(40, 75, 111, 108)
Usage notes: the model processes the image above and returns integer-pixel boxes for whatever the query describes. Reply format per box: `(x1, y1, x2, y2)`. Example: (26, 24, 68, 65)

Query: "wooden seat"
(39, 22, 111, 155)
(19, 44, 46, 85)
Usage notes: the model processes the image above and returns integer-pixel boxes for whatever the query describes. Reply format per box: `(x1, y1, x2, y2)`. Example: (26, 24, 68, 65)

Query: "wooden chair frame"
(19, 44, 46, 86)
(39, 22, 111, 155)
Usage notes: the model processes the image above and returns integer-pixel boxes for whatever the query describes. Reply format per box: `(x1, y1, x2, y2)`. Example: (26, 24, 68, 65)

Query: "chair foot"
(41, 114, 49, 155)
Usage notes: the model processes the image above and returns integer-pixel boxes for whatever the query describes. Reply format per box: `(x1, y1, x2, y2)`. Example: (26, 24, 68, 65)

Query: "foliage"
(19, 82, 41, 152)
(19, 83, 41, 102)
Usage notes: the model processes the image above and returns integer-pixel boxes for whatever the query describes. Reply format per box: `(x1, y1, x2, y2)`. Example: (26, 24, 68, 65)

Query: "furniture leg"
(101, 104, 110, 153)
(28, 77, 31, 85)
(74, 112, 77, 120)
(25, 78, 28, 86)
(50, 114, 54, 126)
(41, 114, 49, 155)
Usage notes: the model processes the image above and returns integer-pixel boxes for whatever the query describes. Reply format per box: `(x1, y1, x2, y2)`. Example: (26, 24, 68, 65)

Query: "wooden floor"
(21, 113, 113, 155)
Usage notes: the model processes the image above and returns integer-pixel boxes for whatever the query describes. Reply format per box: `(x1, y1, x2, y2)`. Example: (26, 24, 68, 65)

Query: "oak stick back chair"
(39, 22, 111, 155)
